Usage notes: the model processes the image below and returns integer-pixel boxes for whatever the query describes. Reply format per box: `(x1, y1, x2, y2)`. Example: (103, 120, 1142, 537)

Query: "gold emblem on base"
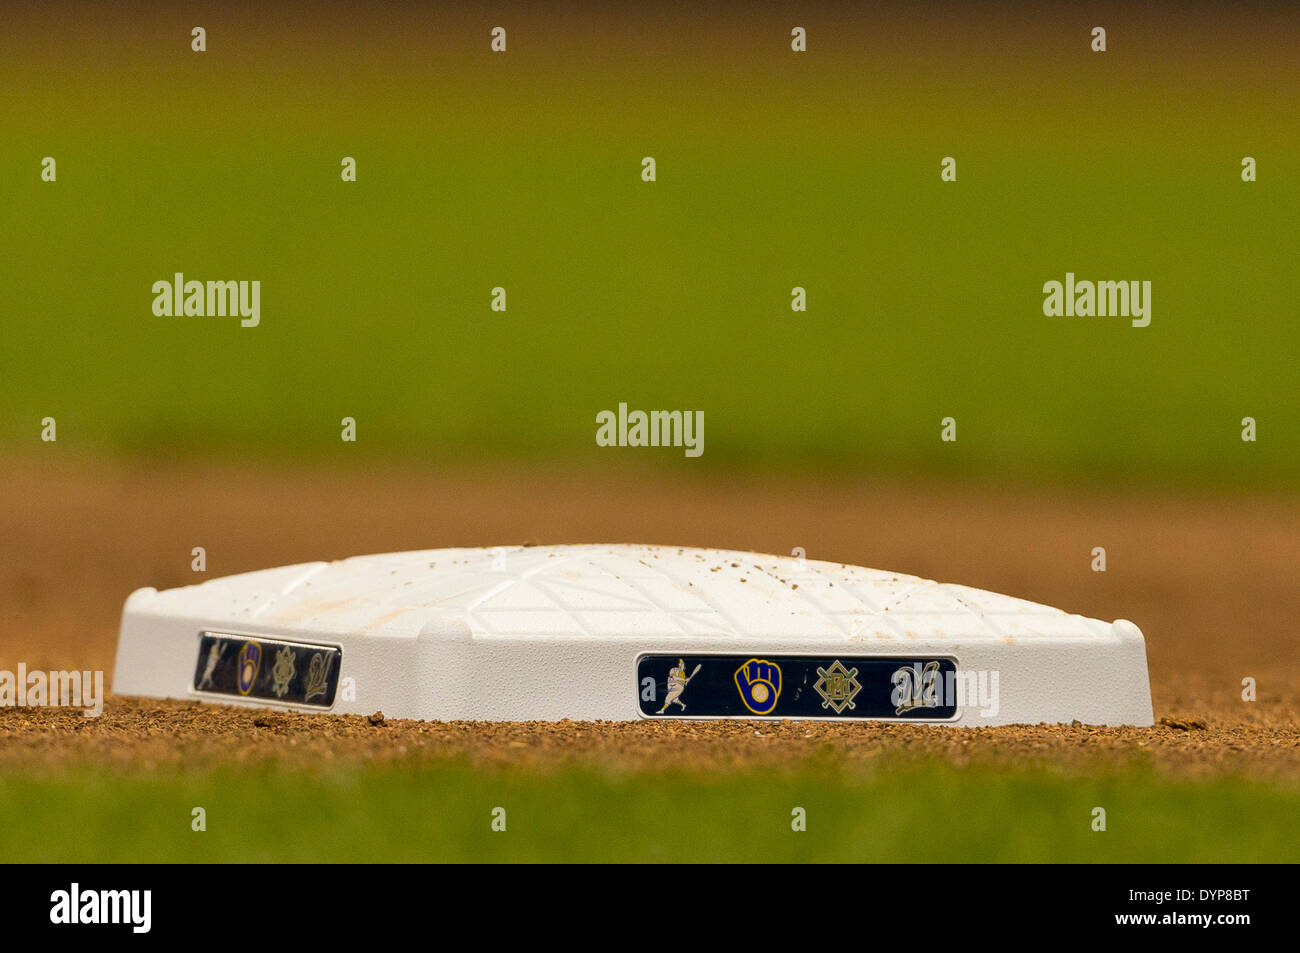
(304, 652, 330, 701)
(271, 645, 296, 698)
(814, 660, 861, 714)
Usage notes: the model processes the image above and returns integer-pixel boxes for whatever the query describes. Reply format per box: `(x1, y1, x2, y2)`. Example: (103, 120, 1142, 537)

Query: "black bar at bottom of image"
(0, 863, 1276, 940)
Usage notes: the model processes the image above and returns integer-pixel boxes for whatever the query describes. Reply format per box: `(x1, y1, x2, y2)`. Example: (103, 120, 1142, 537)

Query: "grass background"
(1, 2, 1297, 487)
(3, 760, 1297, 863)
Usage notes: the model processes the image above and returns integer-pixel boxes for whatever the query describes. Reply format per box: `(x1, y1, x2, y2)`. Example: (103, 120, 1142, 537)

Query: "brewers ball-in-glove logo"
(236, 641, 262, 695)
(734, 658, 782, 714)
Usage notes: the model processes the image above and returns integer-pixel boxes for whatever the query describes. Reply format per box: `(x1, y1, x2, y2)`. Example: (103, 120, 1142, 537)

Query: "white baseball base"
(112, 544, 1154, 726)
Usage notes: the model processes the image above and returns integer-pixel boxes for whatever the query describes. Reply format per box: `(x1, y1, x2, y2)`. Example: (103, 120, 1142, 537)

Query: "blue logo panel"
(194, 632, 341, 708)
(639, 654, 959, 720)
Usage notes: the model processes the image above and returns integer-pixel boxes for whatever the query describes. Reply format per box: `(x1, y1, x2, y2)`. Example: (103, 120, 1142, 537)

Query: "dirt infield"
(1, 457, 1296, 777)
(3, 700, 1297, 783)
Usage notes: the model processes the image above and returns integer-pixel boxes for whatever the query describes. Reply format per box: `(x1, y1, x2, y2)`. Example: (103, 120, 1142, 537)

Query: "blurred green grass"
(2, 6, 1296, 489)
(2, 760, 1296, 863)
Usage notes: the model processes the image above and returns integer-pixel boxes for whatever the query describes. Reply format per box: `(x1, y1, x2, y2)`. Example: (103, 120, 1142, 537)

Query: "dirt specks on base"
(0, 458, 1297, 780)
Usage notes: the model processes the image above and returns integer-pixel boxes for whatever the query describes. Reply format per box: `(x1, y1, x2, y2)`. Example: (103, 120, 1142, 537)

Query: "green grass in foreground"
(1, 760, 1296, 863)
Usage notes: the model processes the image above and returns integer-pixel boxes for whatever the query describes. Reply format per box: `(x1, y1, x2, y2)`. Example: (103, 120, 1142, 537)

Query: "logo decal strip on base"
(193, 632, 342, 708)
(638, 655, 959, 720)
